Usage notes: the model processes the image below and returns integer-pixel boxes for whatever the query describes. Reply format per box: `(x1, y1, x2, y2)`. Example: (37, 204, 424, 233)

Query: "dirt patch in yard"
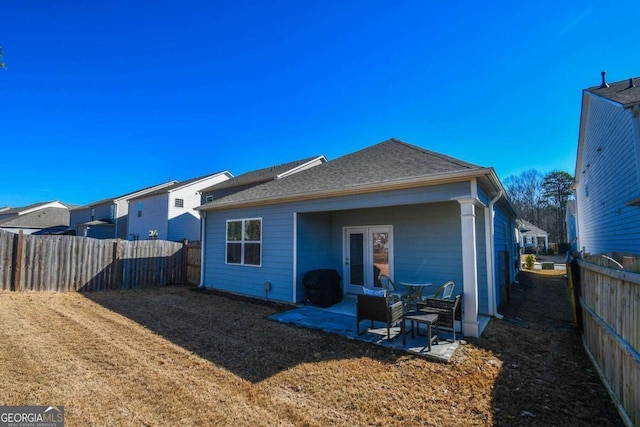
(0, 272, 623, 426)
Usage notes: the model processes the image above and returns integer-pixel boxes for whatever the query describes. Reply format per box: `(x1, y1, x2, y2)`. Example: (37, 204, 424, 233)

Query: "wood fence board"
(0, 230, 194, 293)
(577, 259, 640, 426)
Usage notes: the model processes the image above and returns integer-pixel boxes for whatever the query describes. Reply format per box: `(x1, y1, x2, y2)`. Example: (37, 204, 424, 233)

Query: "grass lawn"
(0, 272, 623, 426)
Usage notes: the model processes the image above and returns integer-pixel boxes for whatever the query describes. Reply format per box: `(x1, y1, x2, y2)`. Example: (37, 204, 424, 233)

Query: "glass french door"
(344, 226, 393, 294)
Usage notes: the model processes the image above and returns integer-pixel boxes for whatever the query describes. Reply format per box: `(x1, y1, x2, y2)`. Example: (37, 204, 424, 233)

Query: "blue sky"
(1, 1, 638, 207)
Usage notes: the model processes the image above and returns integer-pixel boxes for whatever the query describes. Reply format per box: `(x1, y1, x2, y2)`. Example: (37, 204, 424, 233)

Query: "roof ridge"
(388, 138, 483, 169)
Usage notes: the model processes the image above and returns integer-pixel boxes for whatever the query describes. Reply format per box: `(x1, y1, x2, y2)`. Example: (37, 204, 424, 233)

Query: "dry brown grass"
(0, 273, 623, 426)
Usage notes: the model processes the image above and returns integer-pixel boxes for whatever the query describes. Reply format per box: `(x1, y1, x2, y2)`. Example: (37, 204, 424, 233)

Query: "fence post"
(10, 231, 23, 292)
(182, 239, 189, 285)
(111, 239, 121, 290)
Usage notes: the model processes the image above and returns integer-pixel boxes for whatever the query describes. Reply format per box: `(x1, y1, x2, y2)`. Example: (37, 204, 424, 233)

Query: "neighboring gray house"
(0, 201, 71, 235)
(127, 171, 232, 242)
(197, 138, 518, 338)
(70, 180, 177, 239)
(519, 219, 549, 254)
(573, 73, 640, 255)
(199, 155, 327, 205)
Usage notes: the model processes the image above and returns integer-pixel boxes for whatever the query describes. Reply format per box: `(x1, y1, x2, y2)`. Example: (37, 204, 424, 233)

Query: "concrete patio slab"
(269, 303, 460, 363)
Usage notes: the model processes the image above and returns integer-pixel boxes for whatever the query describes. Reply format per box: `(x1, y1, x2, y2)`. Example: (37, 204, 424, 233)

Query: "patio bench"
(417, 293, 462, 342)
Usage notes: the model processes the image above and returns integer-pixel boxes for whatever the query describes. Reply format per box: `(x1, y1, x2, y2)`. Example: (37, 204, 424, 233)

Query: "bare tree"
(504, 169, 544, 222)
(504, 169, 574, 244)
(541, 170, 574, 243)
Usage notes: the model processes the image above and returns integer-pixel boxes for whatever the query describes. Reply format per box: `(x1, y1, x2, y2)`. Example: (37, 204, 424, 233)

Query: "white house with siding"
(519, 219, 549, 254)
(70, 180, 177, 239)
(197, 139, 518, 338)
(573, 72, 640, 255)
(127, 171, 231, 242)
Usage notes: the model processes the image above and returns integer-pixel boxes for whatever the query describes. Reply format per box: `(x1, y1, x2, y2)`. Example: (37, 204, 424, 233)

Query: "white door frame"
(343, 225, 394, 294)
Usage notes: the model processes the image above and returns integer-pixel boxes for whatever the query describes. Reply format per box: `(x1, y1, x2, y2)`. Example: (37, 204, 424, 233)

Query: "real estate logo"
(0, 406, 64, 427)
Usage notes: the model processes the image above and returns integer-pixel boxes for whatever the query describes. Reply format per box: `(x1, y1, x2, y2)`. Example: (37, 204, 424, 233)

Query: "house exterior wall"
(575, 94, 640, 254)
(70, 209, 91, 230)
(566, 201, 578, 252)
(202, 181, 496, 310)
(114, 199, 129, 239)
(91, 202, 114, 222)
(168, 185, 205, 242)
(127, 193, 169, 240)
(493, 205, 515, 309)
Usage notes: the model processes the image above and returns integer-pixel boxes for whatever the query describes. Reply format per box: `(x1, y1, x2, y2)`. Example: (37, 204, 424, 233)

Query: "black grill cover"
(303, 269, 343, 307)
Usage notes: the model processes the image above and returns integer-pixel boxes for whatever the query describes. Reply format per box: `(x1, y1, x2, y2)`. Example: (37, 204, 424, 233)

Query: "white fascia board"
(276, 156, 328, 179)
(19, 201, 67, 215)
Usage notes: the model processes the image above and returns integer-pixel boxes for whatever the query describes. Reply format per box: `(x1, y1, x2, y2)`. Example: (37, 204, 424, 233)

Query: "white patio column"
(458, 198, 480, 338)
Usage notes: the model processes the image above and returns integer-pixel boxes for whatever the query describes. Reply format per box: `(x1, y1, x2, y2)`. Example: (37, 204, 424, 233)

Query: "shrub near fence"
(0, 230, 200, 292)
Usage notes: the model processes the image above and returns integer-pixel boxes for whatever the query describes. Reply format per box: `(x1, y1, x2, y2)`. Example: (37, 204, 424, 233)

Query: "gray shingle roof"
(200, 156, 324, 193)
(0, 207, 70, 228)
(520, 219, 548, 236)
(199, 138, 486, 210)
(586, 75, 640, 108)
(127, 171, 231, 201)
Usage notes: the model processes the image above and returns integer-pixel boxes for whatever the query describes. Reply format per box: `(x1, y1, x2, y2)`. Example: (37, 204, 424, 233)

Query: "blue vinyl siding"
(493, 206, 516, 309)
(203, 181, 500, 308)
(576, 94, 640, 254)
(296, 212, 335, 293)
(203, 205, 296, 302)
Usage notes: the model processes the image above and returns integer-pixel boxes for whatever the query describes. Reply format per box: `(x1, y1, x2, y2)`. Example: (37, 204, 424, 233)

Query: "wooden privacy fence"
(0, 231, 202, 292)
(184, 242, 202, 286)
(568, 257, 640, 426)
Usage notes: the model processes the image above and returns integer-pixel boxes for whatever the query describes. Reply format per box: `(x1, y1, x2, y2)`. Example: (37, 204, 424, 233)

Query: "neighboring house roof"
(0, 207, 69, 229)
(73, 180, 179, 210)
(128, 171, 232, 201)
(585, 74, 640, 108)
(0, 201, 69, 215)
(519, 220, 548, 236)
(200, 156, 326, 193)
(199, 138, 499, 211)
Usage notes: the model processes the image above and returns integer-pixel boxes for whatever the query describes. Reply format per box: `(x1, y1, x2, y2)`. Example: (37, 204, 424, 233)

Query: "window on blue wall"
(226, 218, 262, 266)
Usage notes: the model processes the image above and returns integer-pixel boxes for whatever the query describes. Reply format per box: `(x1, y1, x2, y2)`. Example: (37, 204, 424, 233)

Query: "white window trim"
(225, 218, 262, 267)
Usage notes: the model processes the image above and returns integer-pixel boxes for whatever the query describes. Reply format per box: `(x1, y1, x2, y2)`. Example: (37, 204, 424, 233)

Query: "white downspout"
(486, 191, 504, 319)
(199, 211, 206, 288)
(292, 212, 298, 304)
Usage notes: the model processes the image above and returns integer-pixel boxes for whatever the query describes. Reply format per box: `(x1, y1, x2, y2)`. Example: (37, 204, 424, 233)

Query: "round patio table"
(398, 282, 437, 310)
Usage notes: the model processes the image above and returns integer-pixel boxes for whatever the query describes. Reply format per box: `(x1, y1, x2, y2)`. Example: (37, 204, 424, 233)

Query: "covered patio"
(270, 295, 490, 362)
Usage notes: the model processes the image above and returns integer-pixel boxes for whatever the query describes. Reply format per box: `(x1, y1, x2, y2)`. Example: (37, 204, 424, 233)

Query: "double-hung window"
(226, 218, 262, 266)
